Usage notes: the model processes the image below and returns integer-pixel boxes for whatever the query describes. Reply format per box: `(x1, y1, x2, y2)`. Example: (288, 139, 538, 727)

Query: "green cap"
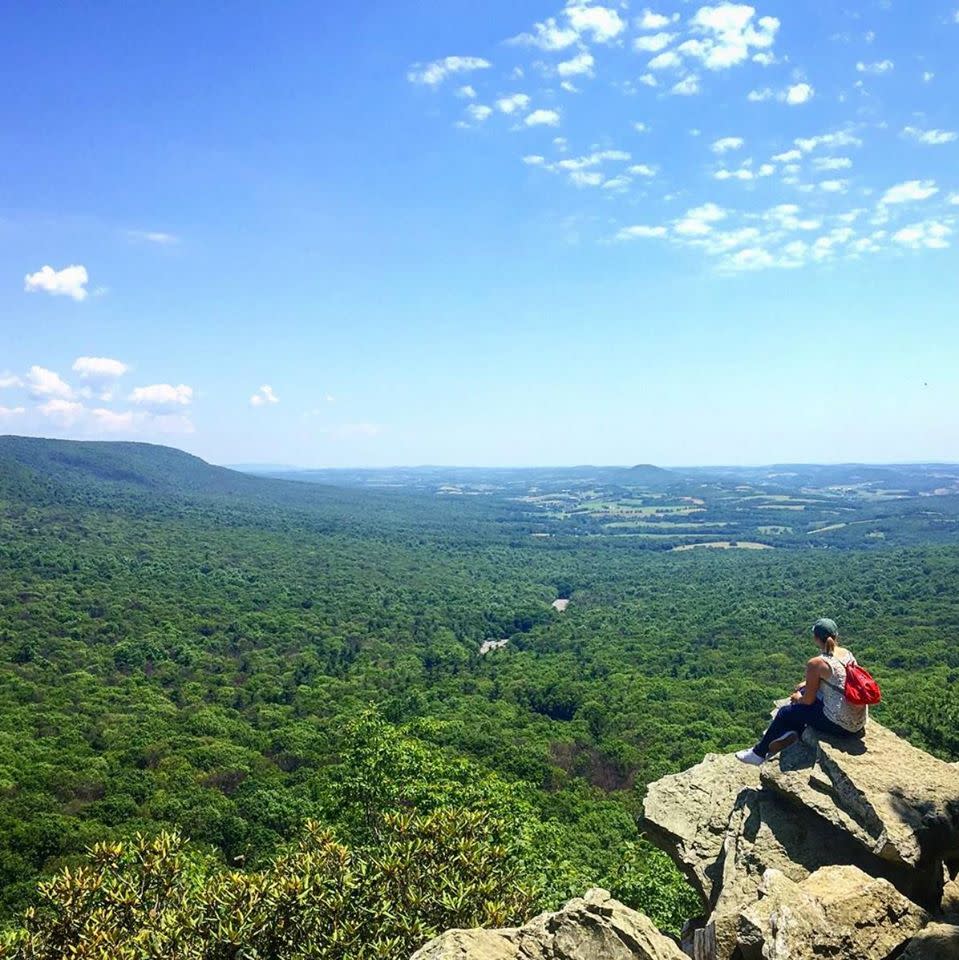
(812, 617, 838, 639)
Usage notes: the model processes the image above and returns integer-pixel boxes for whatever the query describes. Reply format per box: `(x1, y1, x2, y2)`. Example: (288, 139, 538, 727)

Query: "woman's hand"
(789, 690, 803, 703)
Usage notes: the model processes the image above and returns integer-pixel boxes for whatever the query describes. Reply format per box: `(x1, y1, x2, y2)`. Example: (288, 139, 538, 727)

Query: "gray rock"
(738, 865, 928, 960)
(411, 889, 686, 960)
(641, 753, 759, 905)
(901, 922, 959, 959)
(761, 721, 959, 873)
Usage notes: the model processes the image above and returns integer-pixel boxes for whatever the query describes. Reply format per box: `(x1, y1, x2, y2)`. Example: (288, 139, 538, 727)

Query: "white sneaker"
(735, 749, 765, 766)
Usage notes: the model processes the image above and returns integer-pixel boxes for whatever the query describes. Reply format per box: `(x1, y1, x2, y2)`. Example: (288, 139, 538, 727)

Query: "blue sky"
(1, 0, 958, 467)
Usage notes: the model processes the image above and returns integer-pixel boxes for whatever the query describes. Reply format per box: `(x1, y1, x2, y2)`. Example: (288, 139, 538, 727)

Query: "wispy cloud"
(856, 59, 894, 74)
(408, 56, 491, 86)
(250, 385, 280, 407)
(881, 180, 938, 205)
(902, 126, 957, 146)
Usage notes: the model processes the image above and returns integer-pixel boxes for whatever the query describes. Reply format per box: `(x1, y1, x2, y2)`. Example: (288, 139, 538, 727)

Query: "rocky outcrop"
(643, 718, 959, 960)
(761, 721, 959, 873)
(411, 888, 685, 960)
(415, 716, 959, 960)
(737, 866, 927, 960)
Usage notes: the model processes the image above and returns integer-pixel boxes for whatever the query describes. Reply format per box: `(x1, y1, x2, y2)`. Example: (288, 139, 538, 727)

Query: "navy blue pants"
(754, 700, 859, 758)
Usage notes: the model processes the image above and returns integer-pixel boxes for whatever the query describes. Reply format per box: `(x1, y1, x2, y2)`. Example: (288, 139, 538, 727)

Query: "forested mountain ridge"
(0, 437, 957, 956)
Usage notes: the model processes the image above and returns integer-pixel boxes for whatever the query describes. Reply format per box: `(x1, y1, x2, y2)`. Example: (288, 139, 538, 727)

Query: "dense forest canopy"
(0, 436, 956, 954)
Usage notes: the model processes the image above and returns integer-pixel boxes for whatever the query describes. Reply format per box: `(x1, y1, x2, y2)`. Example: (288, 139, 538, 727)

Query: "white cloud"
(523, 154, 546, 165)
(795, 131, 862, 153)
(90, 408, 135, 431)
(726, 247, 775, 270)
(628, 163, 657, 177)
(525, 109, 561, 127)
(674, 201, 726, 235)
(633, 122, 649, 133)
(72, 356, 129, 379)
(752, 51, 775, 66)
(902, 126, 957, 145)
(714, 168, 753, 181)
(0, 373, 23, 389)
(616, 224, 668, 239)
(856, 59, 894, 74)
(881, 180, 938, 204)
(601, 176, 631, 191)
(24, 264, 90, 302)
(510, 18, 579, 50)
(639, 73, 658, 87)
(565, 2, 626, 43)
(818, 179, 848, 193)
(772, 148, 802, 163)
(407, 56, 491, 86)
(0, 405, 25, 418)
(949, 193, 959, 206)
(38, 397, 84, 425)
(638, 9, 676, 29)
(812, 156, 852, 171)
(557, 52, 594, 77)
(250, 385, 280, 407)
(130, 383, 193, 408)
(783, 82, 814, 105)
(634, 32, 675, 52)
(129, 230, 178, 245)
(712, 136, 744, 154)
(513, 1, 624, 49)
(569, 171, 605, 187)
(893, 220, 951, 249)
(922, 71, 934, 83)
(747, 87, 774, 101)
(648, 50, 682, 70)
(466, 104, 493, 123)
(456, 85, 476, 99)
(683, 4, 780, 71)
(27, 366, 73, 399)
(671, 75, 700, 96)
(495, 93, 531, 114)
(557, 150, 630, 171)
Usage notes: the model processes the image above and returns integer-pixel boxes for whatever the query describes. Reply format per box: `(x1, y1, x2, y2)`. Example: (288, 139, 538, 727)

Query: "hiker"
(736, 618, 868, 766)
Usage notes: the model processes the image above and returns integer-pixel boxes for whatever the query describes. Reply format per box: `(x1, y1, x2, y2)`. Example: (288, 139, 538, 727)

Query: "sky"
(1, 1, 958, 467)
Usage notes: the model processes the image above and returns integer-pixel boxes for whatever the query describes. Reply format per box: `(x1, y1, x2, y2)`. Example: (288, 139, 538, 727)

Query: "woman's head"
(812, 617, 838, 653)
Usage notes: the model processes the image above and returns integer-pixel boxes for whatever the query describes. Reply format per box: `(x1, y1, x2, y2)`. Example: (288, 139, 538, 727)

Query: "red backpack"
(842, 662, 882, 706)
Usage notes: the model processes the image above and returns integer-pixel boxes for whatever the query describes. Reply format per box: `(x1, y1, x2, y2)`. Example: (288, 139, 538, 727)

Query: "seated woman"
(736, 617, 867, 766)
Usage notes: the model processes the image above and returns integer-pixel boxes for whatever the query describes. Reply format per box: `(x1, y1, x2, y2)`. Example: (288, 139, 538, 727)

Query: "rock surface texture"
(411, 888, 685, 960)
(414, 717, 959, 960)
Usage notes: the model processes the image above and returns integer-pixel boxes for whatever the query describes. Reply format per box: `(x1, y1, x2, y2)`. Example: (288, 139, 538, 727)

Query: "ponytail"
(813, 622, 838, 653)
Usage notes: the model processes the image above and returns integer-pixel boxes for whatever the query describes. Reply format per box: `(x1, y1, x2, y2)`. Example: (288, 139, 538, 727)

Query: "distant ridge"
(0, 435, 266, 498)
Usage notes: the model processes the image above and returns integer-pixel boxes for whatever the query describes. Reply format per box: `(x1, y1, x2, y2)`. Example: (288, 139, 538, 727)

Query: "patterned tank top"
(818, 651, 868, 732)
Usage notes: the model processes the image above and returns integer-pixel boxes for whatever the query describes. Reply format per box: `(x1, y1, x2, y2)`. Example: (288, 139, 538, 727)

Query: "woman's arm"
(795, 658, 823, 705)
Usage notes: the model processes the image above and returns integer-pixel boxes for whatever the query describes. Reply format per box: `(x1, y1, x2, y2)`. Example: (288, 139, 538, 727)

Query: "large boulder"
(641, 753, 758, 905)
(411, 889, 685, 960)
(738, 865, 928, 960)
(761, 722, 959, 872)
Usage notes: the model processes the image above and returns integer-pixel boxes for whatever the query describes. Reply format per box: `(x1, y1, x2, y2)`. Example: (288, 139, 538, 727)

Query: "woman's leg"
(809, 713, 864, 740)
(754, 701, 823, 758)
